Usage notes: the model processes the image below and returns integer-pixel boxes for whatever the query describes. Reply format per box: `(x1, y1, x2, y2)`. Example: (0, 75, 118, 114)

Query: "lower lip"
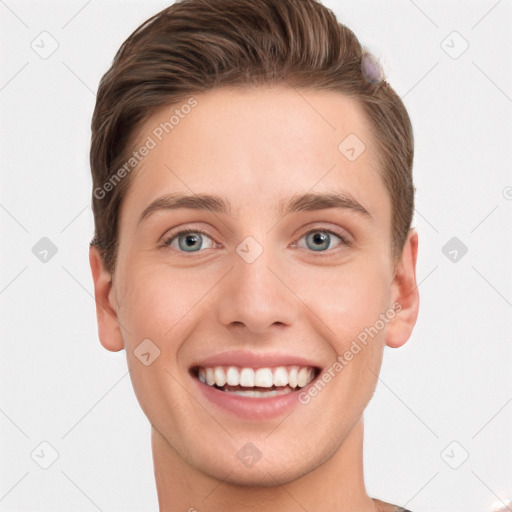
(192, 374, 315, 421)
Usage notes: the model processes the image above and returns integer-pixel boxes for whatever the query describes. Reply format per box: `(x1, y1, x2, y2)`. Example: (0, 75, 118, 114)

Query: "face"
(90, 86, 418, 486)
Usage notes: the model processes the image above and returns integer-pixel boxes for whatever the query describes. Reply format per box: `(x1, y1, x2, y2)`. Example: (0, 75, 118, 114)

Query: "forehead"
(122, 86, 387, 222)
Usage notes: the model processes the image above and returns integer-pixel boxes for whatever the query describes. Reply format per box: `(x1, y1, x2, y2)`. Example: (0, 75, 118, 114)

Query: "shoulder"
(372, 498, 414, 512)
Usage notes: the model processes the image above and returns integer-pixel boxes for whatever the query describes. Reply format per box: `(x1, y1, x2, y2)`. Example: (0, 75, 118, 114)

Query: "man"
(89, 1, 419, 510)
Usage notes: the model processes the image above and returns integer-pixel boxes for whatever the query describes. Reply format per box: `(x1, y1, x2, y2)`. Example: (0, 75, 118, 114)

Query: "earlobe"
(385, 229, 420, 349)
(89, 245, 125, 352)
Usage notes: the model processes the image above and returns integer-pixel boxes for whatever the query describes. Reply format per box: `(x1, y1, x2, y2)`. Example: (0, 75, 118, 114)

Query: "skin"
(90, 86, 419, 512)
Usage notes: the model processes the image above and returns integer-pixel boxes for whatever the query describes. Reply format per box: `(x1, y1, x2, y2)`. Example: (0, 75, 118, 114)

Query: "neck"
(151, 416, 376, 512)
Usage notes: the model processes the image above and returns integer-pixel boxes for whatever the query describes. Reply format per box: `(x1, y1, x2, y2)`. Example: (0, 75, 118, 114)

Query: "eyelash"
(161, 227, 351, 255)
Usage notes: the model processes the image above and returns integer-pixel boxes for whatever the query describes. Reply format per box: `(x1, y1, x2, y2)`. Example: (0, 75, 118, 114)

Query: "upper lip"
(190, 350, 322, 369)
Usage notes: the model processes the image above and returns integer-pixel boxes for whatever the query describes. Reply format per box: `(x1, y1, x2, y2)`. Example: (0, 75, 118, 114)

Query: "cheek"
(297, 261, 390, 343)
(114, 266, 199, 424)
(116, 264, 207, 343)
(115, 262, 226, 395)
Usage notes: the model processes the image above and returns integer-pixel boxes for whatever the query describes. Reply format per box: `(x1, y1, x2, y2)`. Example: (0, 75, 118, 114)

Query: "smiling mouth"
(191, 365, 320, 397)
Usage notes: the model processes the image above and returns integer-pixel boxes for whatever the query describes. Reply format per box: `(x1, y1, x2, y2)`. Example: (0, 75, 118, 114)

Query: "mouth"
(190, 365, 320, 398)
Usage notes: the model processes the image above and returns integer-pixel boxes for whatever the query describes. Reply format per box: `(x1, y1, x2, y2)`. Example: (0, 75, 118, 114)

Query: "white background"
(1, 1, 511, 511)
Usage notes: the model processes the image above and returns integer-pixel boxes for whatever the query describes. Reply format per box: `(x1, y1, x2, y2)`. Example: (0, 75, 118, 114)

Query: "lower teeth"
(221, 386, 293, 398)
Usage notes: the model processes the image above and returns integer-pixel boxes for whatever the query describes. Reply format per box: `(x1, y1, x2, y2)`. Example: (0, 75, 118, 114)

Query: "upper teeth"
(197, 365, 316, 388)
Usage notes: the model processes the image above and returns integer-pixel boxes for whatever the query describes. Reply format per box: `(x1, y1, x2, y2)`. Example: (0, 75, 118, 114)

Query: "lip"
(189, 350, 322, 421)
(191, 371, 319, 420)
(190, 350, 322, 369)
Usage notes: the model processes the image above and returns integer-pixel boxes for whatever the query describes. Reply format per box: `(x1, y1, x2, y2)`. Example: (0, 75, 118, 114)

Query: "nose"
(216, 247, 299, 335)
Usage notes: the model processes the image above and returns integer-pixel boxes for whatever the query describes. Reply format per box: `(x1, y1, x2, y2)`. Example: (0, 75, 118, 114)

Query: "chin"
(182, 435, 327, 488)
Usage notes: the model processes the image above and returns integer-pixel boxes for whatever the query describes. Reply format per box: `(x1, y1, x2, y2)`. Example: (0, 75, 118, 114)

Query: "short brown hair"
(90, 0, 414, 274)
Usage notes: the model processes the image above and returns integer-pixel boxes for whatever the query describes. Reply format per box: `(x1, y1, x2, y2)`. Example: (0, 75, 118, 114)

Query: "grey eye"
(298, 231, 344, 252)
(166, 231, 215, 252)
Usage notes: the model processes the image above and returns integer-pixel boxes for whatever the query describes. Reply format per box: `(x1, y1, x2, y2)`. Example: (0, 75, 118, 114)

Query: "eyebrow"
(278, 192, 371, 218)
(138, 193, 230, 225)
(138, 191, 371, 225)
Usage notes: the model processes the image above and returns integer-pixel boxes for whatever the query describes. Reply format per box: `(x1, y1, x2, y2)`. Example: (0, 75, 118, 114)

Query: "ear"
(89, 245, 125, 352)
(385, 229, 420, 349)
